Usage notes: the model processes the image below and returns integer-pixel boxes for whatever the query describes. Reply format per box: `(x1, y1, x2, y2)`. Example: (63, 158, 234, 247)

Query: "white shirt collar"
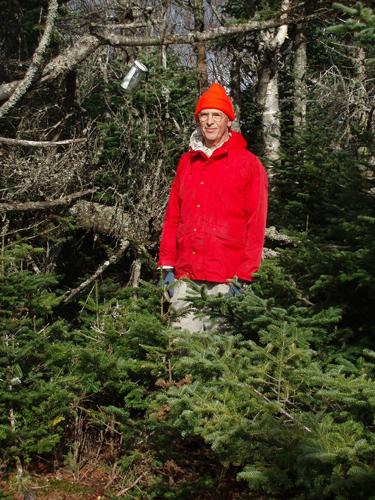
(189, 128, 231, 158)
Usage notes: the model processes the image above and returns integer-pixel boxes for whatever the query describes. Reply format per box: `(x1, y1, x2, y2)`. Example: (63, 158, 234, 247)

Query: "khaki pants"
(170, 279, 229, 333)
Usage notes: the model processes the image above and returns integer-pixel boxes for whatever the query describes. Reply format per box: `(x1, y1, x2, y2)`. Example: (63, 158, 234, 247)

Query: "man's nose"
(206, 114, 215, 125)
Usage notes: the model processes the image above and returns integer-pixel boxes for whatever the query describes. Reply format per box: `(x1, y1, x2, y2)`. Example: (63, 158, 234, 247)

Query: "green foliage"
(83, 54, 198, 206)
(330, 3, 375, 51)
(0, 260, 76, 464)
(1, 238, 375, 498)
(149, 289, 375, 498)
(0, 2, 374, 497)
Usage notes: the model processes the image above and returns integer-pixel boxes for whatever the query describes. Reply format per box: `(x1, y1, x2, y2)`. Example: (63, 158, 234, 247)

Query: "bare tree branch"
(266, 226, 295, 244)
(63, 239, 130, 303)
(41, 34, 101, 84)
(69, 200, 148, 244)
(252, 388, 312, 433)
(90, 22, 150, 30)
(0, 136, 87, 147)
(115, 472, 146, 498)
(0, 35, 101, 102)
(0, 0, 59, 119)
(95, 11, 326, 47)
(0, 10, 328, 103)
(0, 188, 97, 212)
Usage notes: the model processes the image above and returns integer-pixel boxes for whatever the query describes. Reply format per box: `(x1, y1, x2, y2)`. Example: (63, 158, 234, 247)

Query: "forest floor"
(0, 465, 112, 499)
(0, 468, 251, 499)
(0, 458, 252, 499)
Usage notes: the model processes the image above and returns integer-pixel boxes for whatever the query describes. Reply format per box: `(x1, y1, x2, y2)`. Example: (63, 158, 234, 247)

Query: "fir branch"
(252, 387, 311, 433)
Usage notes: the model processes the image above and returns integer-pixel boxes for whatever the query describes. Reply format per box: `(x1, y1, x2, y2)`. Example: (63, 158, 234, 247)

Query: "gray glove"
(162, 270, 175, 298)
(228, 277, 247, 296)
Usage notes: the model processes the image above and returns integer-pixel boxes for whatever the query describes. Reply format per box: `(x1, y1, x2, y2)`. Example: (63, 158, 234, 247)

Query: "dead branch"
(0, 188, 97, 213)
(266, 226, 295, 244)
(262, 226, 296, 258)
(63, 239, 130, 303)
(90, 22, 149, 30)
(25, 254, 41, 274)
(0, 0, 59, 119)
(0, 35, 101, 102)
(263, 247, 279, 259)
(115, 473, 146, 497)
(69, 200, 149, 244)
(252, 388, 311, 433)
(0, 136, 86, 147)
(0, 82, 19, 102)
(0, 10, 329, 103)
(42, 35, 101, 84)
(95, 11, 326, 47)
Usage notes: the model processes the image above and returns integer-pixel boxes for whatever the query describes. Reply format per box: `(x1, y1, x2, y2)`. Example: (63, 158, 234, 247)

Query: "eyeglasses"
(198, 112, 225, 123)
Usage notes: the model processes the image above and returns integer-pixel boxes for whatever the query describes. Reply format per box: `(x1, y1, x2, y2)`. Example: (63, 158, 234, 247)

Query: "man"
(158, 82, 268, 332)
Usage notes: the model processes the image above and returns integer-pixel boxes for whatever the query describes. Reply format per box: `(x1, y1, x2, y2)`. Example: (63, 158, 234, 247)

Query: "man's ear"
(227, 120, 232, 128)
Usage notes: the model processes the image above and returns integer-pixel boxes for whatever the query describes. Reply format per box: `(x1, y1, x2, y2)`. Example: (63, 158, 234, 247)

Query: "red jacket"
(158, 131, 268, 282)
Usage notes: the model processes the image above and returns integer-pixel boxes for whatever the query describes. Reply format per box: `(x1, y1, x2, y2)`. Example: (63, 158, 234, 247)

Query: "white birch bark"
(263, 73, 281, 166)
(257, 0, 290, 173)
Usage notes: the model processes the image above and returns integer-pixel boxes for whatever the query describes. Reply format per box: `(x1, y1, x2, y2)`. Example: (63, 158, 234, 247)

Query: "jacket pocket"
(211, 222, 246, 248)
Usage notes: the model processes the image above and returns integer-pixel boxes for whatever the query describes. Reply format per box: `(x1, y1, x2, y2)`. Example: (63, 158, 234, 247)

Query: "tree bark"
(69, 200, 149, 244)
(230, 50, 242, 131)
(192, 0, 209, 91)
(263, 71, 281, 168)
(256, 0, 290, 175)
(293, 25, 307, 133)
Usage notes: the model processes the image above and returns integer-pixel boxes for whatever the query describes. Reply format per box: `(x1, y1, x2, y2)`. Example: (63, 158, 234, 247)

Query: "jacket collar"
(189, 128, 231, 159)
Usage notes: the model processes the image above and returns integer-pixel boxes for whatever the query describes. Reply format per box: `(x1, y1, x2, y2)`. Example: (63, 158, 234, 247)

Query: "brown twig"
(115, 473, 146, 497)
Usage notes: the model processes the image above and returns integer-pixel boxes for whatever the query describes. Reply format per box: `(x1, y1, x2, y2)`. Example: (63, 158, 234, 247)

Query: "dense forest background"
(0, 0, 374, 498)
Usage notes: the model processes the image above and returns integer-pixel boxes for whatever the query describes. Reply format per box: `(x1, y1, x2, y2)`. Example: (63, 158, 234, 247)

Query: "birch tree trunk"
(293, 25, 307, 133)
(263, 71, 281, 167)
(256, 0, 290, 176)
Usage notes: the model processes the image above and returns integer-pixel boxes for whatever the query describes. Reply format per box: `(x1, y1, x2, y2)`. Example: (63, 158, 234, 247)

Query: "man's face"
(198, 108, 232, 148)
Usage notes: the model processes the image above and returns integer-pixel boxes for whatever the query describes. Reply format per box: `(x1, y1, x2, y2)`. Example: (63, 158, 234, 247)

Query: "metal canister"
(120, 60, 148, 91)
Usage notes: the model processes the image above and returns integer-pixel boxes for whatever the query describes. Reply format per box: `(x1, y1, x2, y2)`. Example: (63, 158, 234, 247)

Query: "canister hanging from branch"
(120, 60, 148, 91)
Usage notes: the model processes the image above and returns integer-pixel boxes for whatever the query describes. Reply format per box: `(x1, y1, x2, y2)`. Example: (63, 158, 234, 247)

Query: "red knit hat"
(194, 83, 235, 122)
